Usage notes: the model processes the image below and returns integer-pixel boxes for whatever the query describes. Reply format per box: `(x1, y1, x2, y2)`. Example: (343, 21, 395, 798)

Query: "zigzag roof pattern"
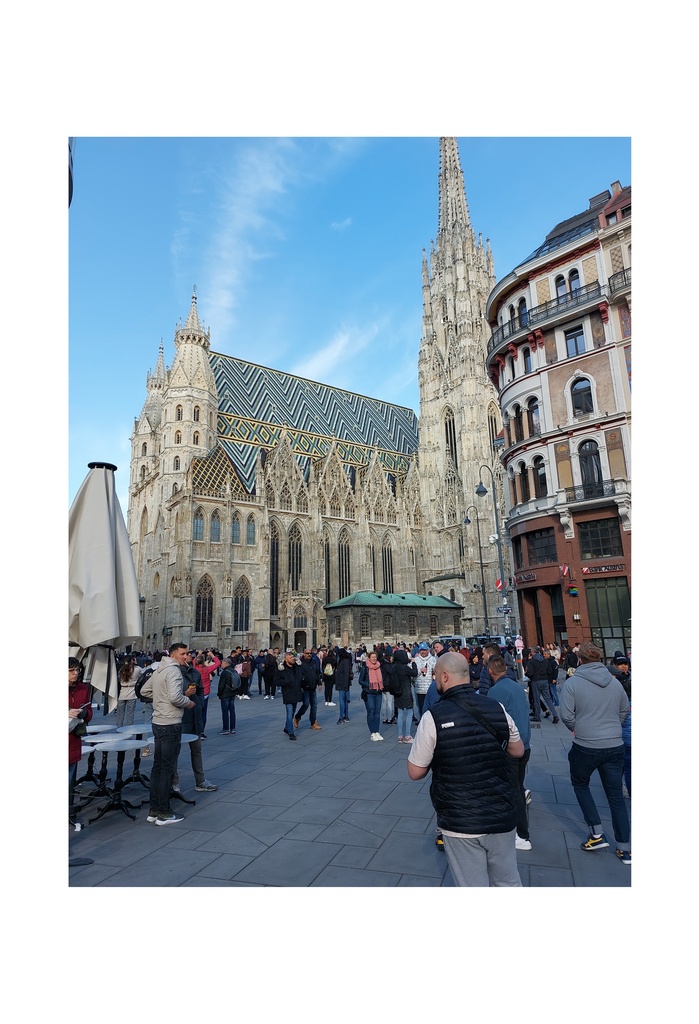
(209, 352, 419, 492)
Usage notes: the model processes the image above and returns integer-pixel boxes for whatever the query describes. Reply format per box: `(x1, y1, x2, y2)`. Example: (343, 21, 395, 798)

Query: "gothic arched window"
(210, 509, 221, 543)
(193, 508, 204, 541)
(233, 577, 250, 632)
(324, 532, 331, 605)
(195, 576, 213, 633)
(173, 456, 180, 471)
(280, 483, 292, 511)
(246, 514, 256, 545)
(338, 528, 351, 599)
(231, 511, 241, 544)
(175, 431, 182, 445)
(141, 442, 147, 456)
(444, 408, 458, 469)
(381, 537, 394, 594)
(193, 432, 200, 446)
(330, 491, 341, 518)
(193, 406, 200, 422)
(140, 465, 146, 480)
(269, 522, 280, 616)
(297, 489, 308, 514)
(289, 522, 302, 591)
(176, 405, 183, 421)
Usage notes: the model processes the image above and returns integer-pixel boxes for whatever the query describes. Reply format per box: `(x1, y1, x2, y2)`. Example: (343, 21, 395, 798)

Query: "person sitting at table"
(69, 657, 92, 827)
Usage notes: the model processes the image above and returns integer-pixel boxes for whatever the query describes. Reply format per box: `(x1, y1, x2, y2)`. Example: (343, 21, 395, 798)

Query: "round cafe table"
(88, 739, 150, 822)
(116, 725, 154, 788)
(76, 730, 123, 792)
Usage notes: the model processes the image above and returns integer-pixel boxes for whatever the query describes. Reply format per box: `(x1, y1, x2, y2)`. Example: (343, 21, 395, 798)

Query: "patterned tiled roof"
(209, 352, 419, 492)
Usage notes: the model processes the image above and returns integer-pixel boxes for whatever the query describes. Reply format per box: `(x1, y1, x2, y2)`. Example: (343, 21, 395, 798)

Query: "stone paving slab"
(68, 689, 631, 887)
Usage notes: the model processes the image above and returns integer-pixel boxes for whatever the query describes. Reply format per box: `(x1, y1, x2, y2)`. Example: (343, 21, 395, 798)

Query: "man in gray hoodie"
(559, 641, 631, 865)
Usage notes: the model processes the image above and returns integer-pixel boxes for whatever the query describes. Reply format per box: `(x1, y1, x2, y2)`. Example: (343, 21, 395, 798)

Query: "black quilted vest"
(429, 684, 517, 835)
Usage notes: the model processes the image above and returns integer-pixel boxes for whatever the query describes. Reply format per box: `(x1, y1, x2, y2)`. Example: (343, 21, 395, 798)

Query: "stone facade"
(128, 139, 513, 652)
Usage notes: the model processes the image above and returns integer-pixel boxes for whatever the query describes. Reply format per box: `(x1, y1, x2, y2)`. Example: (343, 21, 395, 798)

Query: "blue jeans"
(623, 744, 631, 796)
(297, 687, 318, 725)
(365, 691, 382, 733)
(337, 690, 349, 719)
(284, 703, 298, 735)
(150, 723, 182, 815)
(220, 698, 236, 732)
(397, 706, 413, 737)
(568, 742, 630, 846)
(548, 682, 559, 707)
(531, 678, 557, 720)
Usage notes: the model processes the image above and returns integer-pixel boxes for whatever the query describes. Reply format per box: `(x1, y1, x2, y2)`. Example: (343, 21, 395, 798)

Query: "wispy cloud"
(173, 138, 365, 347)
(330, 216, 352, 231)
(290, 322, 379, 383)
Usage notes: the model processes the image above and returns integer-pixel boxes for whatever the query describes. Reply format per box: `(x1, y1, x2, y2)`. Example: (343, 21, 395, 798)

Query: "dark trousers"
(150, 723, 183, 815)
(507, 747, 531, 841)
(568, 742, 630, 846)
(531, 678, 557, 720)
(264, 674, 276, 697)
(324, 678, 334, 703)
(296, 687, 318, 725)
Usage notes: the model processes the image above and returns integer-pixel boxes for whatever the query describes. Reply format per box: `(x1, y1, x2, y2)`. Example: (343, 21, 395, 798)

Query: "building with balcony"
(485, 182, 631, 657)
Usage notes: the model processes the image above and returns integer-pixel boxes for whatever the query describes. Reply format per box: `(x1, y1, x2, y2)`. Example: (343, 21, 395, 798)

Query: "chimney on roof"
(610, 180, 622, 195)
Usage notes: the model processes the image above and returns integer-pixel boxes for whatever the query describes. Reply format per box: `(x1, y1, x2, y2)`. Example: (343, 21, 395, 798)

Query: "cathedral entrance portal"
(294, 630, 306, 651)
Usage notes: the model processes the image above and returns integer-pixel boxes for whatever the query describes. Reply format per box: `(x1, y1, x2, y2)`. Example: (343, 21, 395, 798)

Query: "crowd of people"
(70, 632, 631, 880)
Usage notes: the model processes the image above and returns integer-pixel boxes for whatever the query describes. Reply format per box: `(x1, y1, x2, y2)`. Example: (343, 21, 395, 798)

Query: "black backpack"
(135, 666, 154, 704)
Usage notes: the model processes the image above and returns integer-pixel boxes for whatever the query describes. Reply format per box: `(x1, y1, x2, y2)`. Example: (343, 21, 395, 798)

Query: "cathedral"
(127, 138, 511, 652)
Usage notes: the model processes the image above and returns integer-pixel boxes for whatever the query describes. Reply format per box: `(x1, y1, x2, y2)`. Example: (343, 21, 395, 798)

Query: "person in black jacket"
(407, 652, 525, 886)
(389, 648, 418, 742)
(275, 649, 304, 740)
(334, 649, 353, 723)
(294, 648, 322, 731)
(217, 658, 239, 734)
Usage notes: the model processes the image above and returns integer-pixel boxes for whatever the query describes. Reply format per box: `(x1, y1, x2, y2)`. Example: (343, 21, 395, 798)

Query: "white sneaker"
(263, 695, 270, 700)
(370, 733, 379, 741)
(270, 696, 275, 700)
(515, 836, 532, 851)
(327, 702, 336, 707)
(376, 733, 384, 741)
(525, 789, 532, 806)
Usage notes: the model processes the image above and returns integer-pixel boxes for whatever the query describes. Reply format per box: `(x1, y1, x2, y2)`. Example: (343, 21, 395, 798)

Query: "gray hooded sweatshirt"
(559, 661, 629, 749)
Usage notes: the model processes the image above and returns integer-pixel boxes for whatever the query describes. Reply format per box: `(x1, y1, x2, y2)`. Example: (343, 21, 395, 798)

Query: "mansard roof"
(209, 351, 419, 492)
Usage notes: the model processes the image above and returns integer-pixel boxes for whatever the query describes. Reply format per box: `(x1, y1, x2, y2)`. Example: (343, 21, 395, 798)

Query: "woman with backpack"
(322, 647, 338, 706)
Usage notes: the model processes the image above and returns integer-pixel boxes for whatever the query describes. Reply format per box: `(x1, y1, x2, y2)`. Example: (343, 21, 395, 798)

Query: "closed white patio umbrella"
(69, 462, 142, 714)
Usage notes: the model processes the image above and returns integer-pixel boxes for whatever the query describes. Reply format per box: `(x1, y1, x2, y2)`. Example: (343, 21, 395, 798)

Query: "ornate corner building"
(485, 182, 632, 657)
(129, 139, 630, 654)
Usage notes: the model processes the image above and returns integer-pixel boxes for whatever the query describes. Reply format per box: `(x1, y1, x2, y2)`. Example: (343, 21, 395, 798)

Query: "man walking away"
(559, 641, 631, 865)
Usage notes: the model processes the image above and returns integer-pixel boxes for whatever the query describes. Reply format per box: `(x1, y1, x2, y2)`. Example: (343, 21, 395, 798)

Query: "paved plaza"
(69, 688, 631, 887)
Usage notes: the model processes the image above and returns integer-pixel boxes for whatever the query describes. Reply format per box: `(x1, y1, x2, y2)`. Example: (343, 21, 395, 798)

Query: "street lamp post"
(463, 507, 489, 634)
(475, 465, 511, 637)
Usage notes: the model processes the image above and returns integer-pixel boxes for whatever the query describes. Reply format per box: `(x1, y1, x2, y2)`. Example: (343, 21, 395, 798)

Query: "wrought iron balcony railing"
(489, 281, 603, 354)
(608, 267, 631, 294)
(563, 479, 617, 502)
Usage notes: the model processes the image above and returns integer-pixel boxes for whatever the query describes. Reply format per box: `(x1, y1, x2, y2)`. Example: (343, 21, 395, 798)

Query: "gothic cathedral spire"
(417, 138, 508, 622)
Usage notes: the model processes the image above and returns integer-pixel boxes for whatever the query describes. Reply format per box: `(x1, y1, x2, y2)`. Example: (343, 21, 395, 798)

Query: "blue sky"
(69, 136, 631, 511)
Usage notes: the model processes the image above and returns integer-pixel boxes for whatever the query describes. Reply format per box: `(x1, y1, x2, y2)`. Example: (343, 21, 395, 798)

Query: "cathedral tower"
(417, 138, 511, 636)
